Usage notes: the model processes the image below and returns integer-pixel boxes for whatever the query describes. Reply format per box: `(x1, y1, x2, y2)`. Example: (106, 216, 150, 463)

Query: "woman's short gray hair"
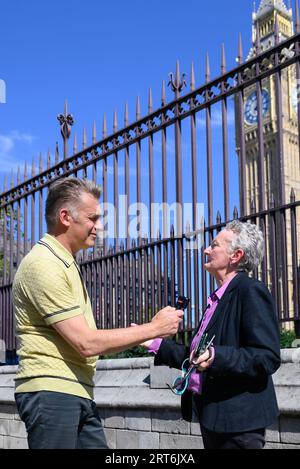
(225, 220, 264, 272)
(45, 177, 101, 231)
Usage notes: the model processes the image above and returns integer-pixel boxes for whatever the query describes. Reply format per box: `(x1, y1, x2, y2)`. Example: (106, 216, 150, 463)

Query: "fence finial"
(221, 44, 226, 75)
(17, 166, 21, 184)
(39, 153, 43, 173)
(290, 187, 296, 202)
(205, 53, 210, 83)
(275, 13, 280, 45)
(237, 33, 243, 65)
(113, 110, 117, 134)
(103, 113, 108, 138)
(24, 162, 28, 180)
(168, 60, 186, 96)
(47, 149, 51, 169)
(295, 1, 300, 33)
(92, 120, 97, 144)
(31, 157, 35, 177)
(136, 96, 141, 120)
(190, 62, 195, 91)
(55, 142, 59, 164)
(57, 100, 74, 159)
(73, 133, 77, 154)
(255, 23, 261, 55)
(148, 88, 153, 114)
(82, 127, 87, 149)
(161, 81, 166, 107)
(124, 102, 129, 126)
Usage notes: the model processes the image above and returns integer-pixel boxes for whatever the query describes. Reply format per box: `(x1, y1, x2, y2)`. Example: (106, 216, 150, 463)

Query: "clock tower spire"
(248, 0, 293, 58)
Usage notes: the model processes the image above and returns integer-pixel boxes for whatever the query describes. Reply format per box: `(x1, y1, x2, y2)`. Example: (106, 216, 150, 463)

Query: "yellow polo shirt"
(13, 234, 98, 400)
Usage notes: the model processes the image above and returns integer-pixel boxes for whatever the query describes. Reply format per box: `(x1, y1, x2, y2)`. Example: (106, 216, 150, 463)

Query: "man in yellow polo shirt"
(13, 177, 184, 449)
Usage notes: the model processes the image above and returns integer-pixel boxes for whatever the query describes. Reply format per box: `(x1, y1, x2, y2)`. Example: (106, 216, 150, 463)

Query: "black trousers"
(200, 425, 266, 449)
(15, 391, 108, 449)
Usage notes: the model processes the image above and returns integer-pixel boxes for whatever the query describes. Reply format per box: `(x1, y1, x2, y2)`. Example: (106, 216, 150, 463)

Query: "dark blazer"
(154, 273, 281, 433)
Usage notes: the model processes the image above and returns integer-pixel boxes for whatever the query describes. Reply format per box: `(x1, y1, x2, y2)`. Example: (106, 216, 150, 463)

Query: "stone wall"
(0, 349, 300, 449)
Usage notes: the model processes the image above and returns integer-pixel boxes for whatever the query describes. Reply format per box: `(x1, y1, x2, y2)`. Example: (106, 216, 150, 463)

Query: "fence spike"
(296, 1, 300, 33)
(148, 88, 153, 114)
(73, 133, 77, 154)
(10, 169, 14, 188)
(136, 96, 141, 120)
(170, 224, 175, 237)
(47, 149, 51, 169)
(190, 62, 195, 91)
(39, 152, 43, 173)
(216, 211, 222, 224)
(255, 22, 261, 55)
(24, 162, 28, 180)
(124, 102, 129, 127)
(205, 53, 210, 83)
(270, 193, 275, 208)
(275, 13, 279, 45)
(92, 120, 97, 144)
(103, 113, 108, 138)
(31, 157, 35, 177)
(82, 127, 87, 149)
(290, 187, 296, 203)
(251, 199, 256, 214)
(185, 221, 191, 233)
(161, 81, 166, 107)
(176, 60, 180, 88)
(17, 166, 21, 184)
(237, 33, 243, 65)
(4, 175, 7, 192)
(221, 44, 226, 75)
(233, 206, 238, 219)
(113, 110, 118, 133)
(55, 142, 59, 164)
(64, 99, 68, 116)
(131, 238, 136, 249)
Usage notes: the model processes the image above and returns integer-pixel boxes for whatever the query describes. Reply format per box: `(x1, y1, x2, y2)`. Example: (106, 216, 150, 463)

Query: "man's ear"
(230, 248, 244, 267)
(59, 208, 71, 227)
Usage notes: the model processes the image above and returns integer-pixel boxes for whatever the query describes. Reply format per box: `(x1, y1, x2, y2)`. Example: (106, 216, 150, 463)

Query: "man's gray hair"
(225, 220, 264, 272)
(45, 177, 101, 231)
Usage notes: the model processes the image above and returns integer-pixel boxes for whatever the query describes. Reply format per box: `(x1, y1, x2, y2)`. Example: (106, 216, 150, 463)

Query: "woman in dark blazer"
(148, 221, 281, 449)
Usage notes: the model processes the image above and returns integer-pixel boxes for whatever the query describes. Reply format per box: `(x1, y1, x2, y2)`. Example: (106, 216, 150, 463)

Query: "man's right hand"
(150, 306, 184, 338)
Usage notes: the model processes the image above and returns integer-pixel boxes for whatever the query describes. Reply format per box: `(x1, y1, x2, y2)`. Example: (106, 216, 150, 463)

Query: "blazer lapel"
(203, 272, 248, 333)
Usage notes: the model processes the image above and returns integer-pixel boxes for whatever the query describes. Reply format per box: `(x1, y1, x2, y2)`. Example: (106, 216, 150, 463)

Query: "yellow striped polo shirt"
(13, 234, 98, 400)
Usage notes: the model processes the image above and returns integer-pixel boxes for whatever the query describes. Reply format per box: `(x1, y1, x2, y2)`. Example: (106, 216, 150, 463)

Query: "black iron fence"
(1, 25, 300, 354)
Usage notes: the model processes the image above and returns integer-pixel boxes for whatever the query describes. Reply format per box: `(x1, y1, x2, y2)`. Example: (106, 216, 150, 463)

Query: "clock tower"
(236, 0, 300, 322)
(239, 0, 299, 212)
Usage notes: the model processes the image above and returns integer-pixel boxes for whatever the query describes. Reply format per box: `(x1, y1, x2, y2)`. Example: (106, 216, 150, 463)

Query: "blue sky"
(0, 0, 256, 187)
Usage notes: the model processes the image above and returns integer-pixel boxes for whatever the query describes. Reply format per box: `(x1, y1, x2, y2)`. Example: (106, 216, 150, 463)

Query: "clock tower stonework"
(236, 0, 300, 324)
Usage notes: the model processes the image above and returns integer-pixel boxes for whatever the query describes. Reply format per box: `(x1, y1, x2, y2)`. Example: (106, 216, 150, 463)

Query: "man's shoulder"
(14, 243, 67, 283)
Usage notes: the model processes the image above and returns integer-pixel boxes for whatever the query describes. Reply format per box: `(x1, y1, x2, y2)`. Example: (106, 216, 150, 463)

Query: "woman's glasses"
(168, 334, 215, 395)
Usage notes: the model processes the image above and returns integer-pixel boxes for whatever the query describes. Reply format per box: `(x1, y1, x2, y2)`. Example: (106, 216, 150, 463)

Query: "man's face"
(203, 229, 236, 274)
(67, 192, 102, 252)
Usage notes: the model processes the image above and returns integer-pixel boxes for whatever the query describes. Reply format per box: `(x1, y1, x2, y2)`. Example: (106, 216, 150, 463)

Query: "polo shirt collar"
(38, 233, 76, 268)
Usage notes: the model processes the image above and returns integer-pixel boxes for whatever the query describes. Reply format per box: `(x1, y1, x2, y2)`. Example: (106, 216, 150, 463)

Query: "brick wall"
(0, 350, 299, 449)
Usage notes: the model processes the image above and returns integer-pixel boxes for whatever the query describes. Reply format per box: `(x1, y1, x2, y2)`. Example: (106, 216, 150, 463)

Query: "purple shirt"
(147, 275, 236, 394)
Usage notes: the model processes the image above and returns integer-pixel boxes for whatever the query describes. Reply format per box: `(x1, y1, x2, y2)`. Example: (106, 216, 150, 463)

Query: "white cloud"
(0, 130, 37, 174)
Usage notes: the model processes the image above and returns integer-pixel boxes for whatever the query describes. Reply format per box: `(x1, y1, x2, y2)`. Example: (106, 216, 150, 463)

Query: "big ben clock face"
(244, 89, 270, 125)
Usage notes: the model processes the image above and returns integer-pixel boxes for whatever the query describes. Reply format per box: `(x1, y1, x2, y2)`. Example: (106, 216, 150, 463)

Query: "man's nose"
(204, 246, 211, 255)
(95, 218, 103, 231)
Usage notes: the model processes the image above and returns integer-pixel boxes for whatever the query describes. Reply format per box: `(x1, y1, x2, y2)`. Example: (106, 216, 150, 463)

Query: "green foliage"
(101, 345, 149, 360)
(280, 329, 297, 349)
